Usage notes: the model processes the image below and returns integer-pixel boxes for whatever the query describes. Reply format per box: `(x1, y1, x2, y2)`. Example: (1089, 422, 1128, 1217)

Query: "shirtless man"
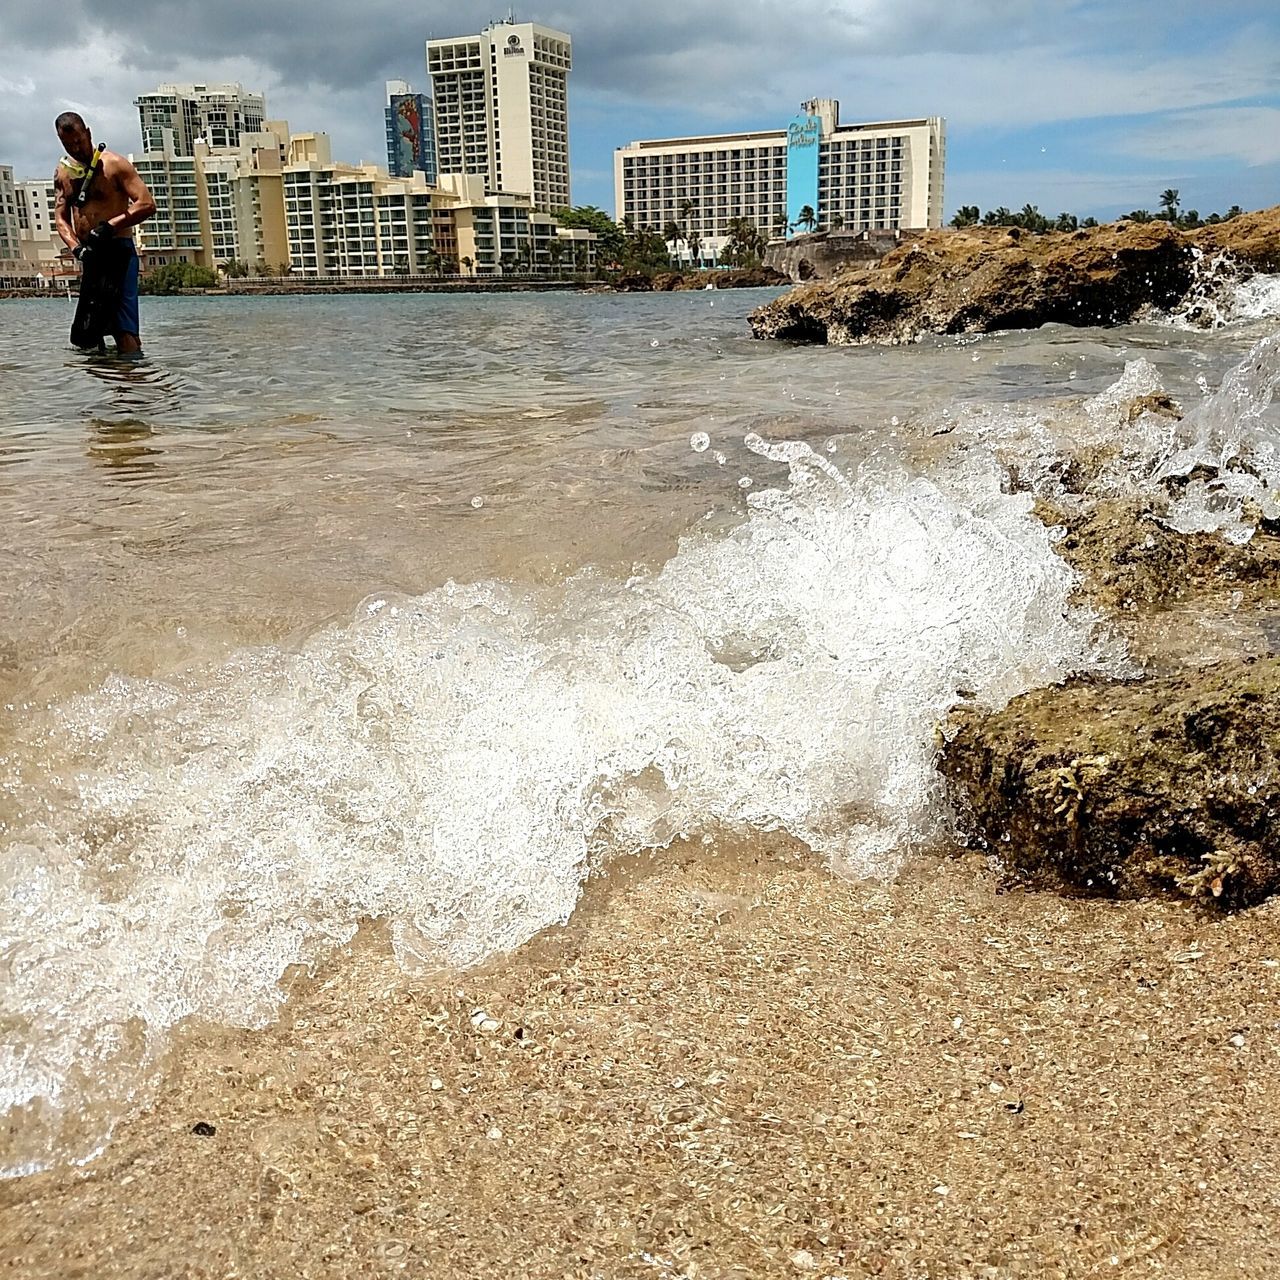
(53, 111, 156, 354)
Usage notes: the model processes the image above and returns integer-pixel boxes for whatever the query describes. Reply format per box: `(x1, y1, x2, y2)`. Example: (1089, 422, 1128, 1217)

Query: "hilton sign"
(503, 34, 526, 56)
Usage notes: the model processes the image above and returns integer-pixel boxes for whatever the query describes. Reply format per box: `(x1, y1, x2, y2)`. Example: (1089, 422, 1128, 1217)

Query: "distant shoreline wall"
(764, 229, 919, 283)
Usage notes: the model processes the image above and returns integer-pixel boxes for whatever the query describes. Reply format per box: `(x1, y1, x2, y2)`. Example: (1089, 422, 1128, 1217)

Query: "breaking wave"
(1, 412, 1123, 1176)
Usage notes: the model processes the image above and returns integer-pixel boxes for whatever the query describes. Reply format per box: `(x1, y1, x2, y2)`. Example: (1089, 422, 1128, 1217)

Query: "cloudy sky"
(3, 0, 1277, 221)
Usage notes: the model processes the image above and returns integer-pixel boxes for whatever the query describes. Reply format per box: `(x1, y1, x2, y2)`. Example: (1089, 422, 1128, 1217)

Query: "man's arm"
(105, 155, 157, 231)
(52, 169, 77, 250)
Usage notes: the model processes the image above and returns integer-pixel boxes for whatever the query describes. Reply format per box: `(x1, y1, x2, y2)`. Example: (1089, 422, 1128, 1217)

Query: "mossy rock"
(939, 657, 1280, 908)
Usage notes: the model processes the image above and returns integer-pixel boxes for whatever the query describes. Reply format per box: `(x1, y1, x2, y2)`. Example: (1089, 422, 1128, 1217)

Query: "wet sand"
(5, 840, 1280, 1278)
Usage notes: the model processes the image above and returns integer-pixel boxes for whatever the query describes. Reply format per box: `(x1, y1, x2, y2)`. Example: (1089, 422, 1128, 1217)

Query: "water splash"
(0, 426, 1123, 1176)
(938, 334, 1280, 543)
(1164, 248, 1280, 329)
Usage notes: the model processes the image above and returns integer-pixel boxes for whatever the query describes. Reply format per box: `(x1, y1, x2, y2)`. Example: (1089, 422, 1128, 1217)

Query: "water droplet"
(650, 339, 660, 348)
(689, 432, 710, 453)
(470, 496, 485, 509)
(714, 451, 727, 465)
(738, 477, 753, 489)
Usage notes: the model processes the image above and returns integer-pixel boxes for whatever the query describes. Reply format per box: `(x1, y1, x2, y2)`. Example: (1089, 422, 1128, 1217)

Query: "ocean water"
(2, 286, 1279, 1177)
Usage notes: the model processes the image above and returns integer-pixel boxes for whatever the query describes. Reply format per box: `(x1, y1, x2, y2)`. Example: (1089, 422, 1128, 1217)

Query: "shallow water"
(2, 285, 1279, 1176)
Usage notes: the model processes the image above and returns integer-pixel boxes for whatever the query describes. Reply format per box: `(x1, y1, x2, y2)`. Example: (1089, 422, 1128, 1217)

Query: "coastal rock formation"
(939, 658, 1280, 908)
(749, 206, 1280, 344)
(1036, 496, 1280, 613)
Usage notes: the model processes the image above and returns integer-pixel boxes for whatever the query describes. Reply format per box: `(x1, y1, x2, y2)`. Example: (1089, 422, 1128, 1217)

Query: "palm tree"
(829, 213, 845, 231)
(461, 255, 474, 277)
(686, 228, 702, 268)
(663, 217, 685, 264)
(547, 236, 564, 277)
(796, 205, 817, 233)
(1160, 188, 1180, 221)
(950, 205, 980, 228)
(772, 210, 790, 239)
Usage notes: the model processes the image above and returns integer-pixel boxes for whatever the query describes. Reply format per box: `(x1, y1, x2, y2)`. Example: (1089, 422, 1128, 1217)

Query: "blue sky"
(2, 0, 1277, 222)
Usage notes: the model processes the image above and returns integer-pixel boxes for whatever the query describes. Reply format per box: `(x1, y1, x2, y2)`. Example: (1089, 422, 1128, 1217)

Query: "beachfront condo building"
(15, 179, 69, 278)
(131, 129, 205, 269)
(195, 123, 292, 271)
(384, 80, 438, 184)
(279, 145, 595, 279)
(136, 83, 267, 155)
(615, 101, 945, 260)
(0, 166, 25, 278)
(426, 18, 572, 211)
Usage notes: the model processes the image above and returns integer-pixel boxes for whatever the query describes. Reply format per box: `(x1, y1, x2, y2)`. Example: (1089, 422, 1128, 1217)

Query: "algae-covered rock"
(749, 206, 1280, 345)
(939, 658, 1280, 908)
(1036, 497, 1280, 612)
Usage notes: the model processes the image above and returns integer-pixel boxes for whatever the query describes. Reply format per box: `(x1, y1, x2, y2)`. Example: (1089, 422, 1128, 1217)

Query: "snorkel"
(71, 143, 106, 209)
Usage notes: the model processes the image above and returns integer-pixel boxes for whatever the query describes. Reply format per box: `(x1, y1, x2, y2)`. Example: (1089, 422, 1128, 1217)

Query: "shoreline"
(4, 837, 1279, 1278)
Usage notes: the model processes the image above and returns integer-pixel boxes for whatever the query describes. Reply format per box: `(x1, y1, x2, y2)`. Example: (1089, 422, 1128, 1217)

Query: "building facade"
(195, 123, 291, 271)
(384, 80, 438, 184)
(131, 129, 206, 267)
(615, 102, 945, 258)
(426, 19, 571, 211)
(15, 179, 67, 277)
(0, 166, 25, 277)
(136, 83, 267, 155)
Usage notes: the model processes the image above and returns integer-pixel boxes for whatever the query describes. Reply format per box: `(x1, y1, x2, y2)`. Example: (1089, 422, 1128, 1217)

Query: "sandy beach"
(5, 839, 1280, 1279)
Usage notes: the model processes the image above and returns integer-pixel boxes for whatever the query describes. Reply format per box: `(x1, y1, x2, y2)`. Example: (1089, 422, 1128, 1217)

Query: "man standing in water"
(52, 111, 156, 355)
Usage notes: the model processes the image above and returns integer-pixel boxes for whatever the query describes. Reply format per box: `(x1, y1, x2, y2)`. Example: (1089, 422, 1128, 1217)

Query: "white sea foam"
(939, 334, 1280, 544)
(0, 419, 1124, 1175)
(1164, 249, 1280, 329)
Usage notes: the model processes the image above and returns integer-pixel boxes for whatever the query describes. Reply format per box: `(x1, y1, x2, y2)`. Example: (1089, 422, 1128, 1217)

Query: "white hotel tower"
(616, 101, 945, 257)
(426, 17, 572, 212)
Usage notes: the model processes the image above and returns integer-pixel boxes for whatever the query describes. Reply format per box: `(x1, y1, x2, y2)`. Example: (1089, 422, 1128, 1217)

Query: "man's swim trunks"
(70, 237, 139, 349)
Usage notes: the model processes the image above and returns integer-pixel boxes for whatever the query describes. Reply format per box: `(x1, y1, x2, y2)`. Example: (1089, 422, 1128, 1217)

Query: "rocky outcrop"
(749, 207, 1280, 344)
(1036, 496, 1280, 613)
(937, 387, 1280, 908)
(939, 659, 1280, 908)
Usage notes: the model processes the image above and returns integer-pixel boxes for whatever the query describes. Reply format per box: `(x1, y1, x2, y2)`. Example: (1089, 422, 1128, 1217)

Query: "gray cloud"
(2, 1, 1277, 211)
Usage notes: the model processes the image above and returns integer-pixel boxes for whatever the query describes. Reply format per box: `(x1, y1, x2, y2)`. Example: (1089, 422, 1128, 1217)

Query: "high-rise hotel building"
(135, 83, 267, 154)
(616, 101, 945, 252)
(426, 18, 571, 211)
(384, 80, 438, 184)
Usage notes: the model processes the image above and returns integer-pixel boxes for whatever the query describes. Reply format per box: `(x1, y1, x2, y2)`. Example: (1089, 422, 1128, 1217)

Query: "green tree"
(461, 255, 474, 277)
(772, 210, 790, 239)
(1226, 205, 1243, 220)
(547, 236, 565, 277)
(552, 205, 626, 265)
(1160, 188, 1180, 220)
(1055, 212, 1079, 232)
(139, 262, 219, 294)
(830, 212, 845, 231)
(950, 205, 980, 228)
(1123, 209, 1154, 223)
(720, 216, 766, 267)
(663, 218, 685, 264)
(686, 227, 703, 268)
(796, 205, 817, 233)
